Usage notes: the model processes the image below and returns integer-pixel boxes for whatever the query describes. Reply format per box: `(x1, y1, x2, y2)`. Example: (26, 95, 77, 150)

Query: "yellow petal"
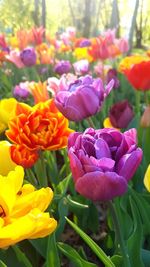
(12, 187, 53, 217)
(0, 98, 17, 125)
(0, 166, 24, 216)
(103, 117, 120, 130)
(0, 141, 17, 176)
(144, 165, 150, 192)
(0, 208, 57, 248)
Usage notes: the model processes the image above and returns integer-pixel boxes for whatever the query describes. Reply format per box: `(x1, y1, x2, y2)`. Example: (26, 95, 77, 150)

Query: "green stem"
(135, 91, 141, 115)
(144, 91, 149, 106)
(34, 152, 48, 187)
(25, 168, 38, 186)
(87, 117, 95, 128)
(108, 201, 131, 267)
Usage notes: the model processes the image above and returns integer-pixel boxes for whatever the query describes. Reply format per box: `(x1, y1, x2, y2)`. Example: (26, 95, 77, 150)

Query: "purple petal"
(90, 157, 115, 171)
(82, 139, 95, 157)
(104, 79, 114, 97)
(124, 128, 137, 146)
(68, 149, 84, 182)
(116, 148, 143, 180)
(94, 138, 111, 159)
(75, 171, 127, 201)
(68, 132, 81, 149)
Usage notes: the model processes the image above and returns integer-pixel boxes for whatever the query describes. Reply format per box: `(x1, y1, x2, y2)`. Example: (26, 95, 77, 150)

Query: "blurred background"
(0, 0, 150, 50)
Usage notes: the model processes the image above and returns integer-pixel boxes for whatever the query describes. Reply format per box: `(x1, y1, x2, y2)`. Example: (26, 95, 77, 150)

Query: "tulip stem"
(135, 91, 141, 115)
(34, 152, 48, 187)
(87, 117, 95, 128)
(108, 200, 131, 267)
(25, 168, 38, 186)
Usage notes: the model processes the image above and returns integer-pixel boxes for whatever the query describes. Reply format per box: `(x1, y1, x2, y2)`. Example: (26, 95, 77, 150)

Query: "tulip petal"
(144, 165, 150, 192)
(75, 171, 127, 201)
(94, 138, 111, 159)
(116, 148, 143, 180)
(68, 149, 84, 182)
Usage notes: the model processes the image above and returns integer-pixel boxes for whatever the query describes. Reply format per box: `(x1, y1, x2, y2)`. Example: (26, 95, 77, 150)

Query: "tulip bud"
(140, 106, 150, 127)
(109, 100, 134, 128)
(20, 48, 37, 67)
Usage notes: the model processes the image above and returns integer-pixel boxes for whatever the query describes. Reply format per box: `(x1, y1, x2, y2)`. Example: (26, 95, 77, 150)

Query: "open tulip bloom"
(55, 75, 114, 121)
(68, 128, 142, 201)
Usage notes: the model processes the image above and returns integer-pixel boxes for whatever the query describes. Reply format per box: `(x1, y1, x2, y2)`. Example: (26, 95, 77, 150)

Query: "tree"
(110, 0, 120, 37)
(128, 0, 139, 53)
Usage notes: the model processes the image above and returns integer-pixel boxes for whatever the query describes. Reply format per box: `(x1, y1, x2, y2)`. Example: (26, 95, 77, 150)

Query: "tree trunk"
(42, 0, 46, 29)
(128, 0, 139, 53)
(110, 0, 120, 37)
(82, 0, 92, 37)
(33, 0, 40, 26)
(135, 0, 143, 48)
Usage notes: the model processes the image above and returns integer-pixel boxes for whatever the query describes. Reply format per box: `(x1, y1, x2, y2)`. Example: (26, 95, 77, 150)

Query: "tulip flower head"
(6, 99, 73, 168)
(54, 60, 72, 75)
(68, 128, 142, 201)
(0, 166, 57, 248)
(105, 100, 134, 129)
(13, 82, 30, 100)
(55, 75, 114, 121)
(20, 47, 37, 67)
(124, 61, 150, 91)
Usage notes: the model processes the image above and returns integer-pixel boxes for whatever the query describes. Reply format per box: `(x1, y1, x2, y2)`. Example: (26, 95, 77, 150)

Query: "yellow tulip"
(0, 98, 17, 133)
(118, 55, 149, 73)
(0, 165, 57, 248)
(74, 47, 93, 62)
(144, 165, 150, 192)
(0, 141, 17, 176)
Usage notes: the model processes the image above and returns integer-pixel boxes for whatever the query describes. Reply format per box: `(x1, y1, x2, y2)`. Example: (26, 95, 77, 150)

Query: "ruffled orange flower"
(6, 100, 73, 167)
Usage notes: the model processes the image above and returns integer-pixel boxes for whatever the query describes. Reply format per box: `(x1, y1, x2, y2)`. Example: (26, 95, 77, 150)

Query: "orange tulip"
(6, 99, 73, 167)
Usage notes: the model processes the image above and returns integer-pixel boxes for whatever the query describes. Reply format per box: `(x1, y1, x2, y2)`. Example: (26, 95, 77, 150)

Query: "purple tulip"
(68, 128, 142, 201)
(106, 68, 120, 89)
(79, 39, 91, 47)
(13, 82, 30, 99)
(20, 48, 37, 67)
(54, 60, 72, 75)
(73, 60, 89, 75)
(55, 75, 114, 121)
(109, 100, 134, 128)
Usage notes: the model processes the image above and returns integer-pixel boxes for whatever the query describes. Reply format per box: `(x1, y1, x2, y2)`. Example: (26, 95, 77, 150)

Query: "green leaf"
(128, 188, 150, 235)
(58, 242, 98, 267)
(46, 233, 60, 267)
(65, 217, 115, 267)
(66, 195, 89, 209)
(12, 245, 32, 267)
(0, 260, 7, 267)
(56, 197, 69, 239)
(111, 255, 123, 267)
(55, 173, 72, 195)
(29, 237, 48, 258)
(127, 197, 144, 267)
